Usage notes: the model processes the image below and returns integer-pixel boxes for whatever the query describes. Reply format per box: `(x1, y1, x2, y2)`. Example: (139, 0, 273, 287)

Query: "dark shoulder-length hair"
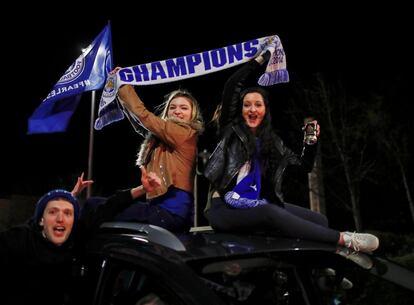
(239, 87, 282, 177)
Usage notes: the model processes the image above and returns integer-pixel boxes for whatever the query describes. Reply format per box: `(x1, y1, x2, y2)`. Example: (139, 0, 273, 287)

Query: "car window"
(69, 255, 105, 305)
(194, 257, 314, 305)
(193, 254, 414, 305)
(83, 256, 187, 305)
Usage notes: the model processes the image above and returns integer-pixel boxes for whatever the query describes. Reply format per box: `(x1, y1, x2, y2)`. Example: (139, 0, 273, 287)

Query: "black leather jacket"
(204, 60, 317, 205)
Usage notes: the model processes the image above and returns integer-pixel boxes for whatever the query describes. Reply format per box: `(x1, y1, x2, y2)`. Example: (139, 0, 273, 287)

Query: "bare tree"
(287, 74, 377, 230)
(387, 135, 414, 224)
(367, 95, 414, 225)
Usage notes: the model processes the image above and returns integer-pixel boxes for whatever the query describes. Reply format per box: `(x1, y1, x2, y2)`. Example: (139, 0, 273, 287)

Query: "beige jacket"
(118, 86, 201, 200)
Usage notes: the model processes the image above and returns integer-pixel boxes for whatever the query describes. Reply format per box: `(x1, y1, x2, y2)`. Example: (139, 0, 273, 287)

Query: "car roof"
(96, 222, 358, 269)
(93, 222, 414, 292)
(98, 222, 337, 255)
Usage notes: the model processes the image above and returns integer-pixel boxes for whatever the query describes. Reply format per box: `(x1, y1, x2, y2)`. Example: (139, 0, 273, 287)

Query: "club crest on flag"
(28, 23, 113, 134)
(58, 57, 85, 84)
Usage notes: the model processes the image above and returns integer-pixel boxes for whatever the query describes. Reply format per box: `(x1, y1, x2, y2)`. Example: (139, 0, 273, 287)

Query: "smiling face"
(39, 199, 75, 246)
(242, 92, 266, 134)
(167, 96, 193, 123)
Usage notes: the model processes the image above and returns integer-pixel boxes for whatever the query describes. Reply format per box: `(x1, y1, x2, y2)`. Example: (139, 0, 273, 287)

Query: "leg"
(114, 202, 187, 232)
(207, 198, 278, 232)
(207, 198, 339, 244)
(283, 202, 329, 227)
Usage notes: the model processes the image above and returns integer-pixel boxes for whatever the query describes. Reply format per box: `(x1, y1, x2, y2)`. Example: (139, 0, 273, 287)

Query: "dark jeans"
(82, 197, 188, 232)
(115, 201, 189, 232)
(206, 197, 339, 244)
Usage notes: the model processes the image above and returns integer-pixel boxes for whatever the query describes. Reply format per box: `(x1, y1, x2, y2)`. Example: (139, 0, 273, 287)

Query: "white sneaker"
(343, 232, 379, 253)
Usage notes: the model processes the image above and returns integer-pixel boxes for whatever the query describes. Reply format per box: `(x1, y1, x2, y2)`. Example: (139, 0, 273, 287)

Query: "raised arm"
(71, 172, 94, 197)
(218, 53, 269, 133)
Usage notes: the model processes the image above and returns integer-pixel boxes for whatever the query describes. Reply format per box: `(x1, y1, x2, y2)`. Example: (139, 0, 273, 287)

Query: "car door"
(77, 246, 226, 305)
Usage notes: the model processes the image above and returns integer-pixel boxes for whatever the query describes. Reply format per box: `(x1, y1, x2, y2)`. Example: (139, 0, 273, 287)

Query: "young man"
(0, 168, 160, 305)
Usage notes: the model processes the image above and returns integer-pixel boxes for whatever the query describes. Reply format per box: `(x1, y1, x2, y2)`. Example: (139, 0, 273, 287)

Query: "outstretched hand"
(71, 172, 94, 197)
(140, 166, 161, 193)
(109, 66, 122, 75)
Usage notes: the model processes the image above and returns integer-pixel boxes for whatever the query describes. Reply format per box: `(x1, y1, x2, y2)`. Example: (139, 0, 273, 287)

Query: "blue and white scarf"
(95, 35, 289, 131)
(225, 155, 269, 209)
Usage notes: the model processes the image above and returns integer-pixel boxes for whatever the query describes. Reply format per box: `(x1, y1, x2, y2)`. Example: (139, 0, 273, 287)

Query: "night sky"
(1, 10, 412, 200)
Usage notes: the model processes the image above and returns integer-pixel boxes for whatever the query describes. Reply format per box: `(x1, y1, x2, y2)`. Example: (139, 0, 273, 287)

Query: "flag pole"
(86, 21, 113, 197)
(87, 90, 96, 198)
(27, 23, 112, 195)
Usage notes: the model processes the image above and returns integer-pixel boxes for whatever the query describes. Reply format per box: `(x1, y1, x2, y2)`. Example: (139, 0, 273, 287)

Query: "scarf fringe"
(94, 101, 125, 130)
(258, 69, 290, 86)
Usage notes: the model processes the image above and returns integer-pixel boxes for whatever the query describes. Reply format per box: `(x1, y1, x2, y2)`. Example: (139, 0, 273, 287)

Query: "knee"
(207, 216, 227, 231)
(206, 210, 231, 232)
(318, 213, 329, 227)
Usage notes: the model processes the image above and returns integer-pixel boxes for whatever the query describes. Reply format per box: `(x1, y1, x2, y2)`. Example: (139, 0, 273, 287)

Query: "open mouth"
(54, 226, 66, 235)
(248, 114, 258, 123)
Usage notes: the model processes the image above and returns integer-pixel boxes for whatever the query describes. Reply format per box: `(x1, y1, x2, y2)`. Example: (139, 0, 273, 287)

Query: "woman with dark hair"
(204, 52, 379, 254)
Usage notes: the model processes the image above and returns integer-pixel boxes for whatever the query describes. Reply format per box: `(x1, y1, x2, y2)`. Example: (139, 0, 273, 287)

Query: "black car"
(74, 222, 414, 305)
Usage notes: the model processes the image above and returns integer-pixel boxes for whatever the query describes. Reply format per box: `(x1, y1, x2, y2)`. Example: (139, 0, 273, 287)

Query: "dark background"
(1, 9, 412, 230)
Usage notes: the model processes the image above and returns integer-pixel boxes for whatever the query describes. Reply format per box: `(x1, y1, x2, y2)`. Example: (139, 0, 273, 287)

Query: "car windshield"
(75, 225, 414, 305)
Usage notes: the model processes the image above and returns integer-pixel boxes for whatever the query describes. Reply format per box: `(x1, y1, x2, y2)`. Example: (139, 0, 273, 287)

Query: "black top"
(0, 189, 133, 305)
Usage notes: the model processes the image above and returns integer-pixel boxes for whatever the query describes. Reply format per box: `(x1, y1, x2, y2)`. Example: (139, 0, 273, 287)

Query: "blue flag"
(28, 24, 113, 134)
